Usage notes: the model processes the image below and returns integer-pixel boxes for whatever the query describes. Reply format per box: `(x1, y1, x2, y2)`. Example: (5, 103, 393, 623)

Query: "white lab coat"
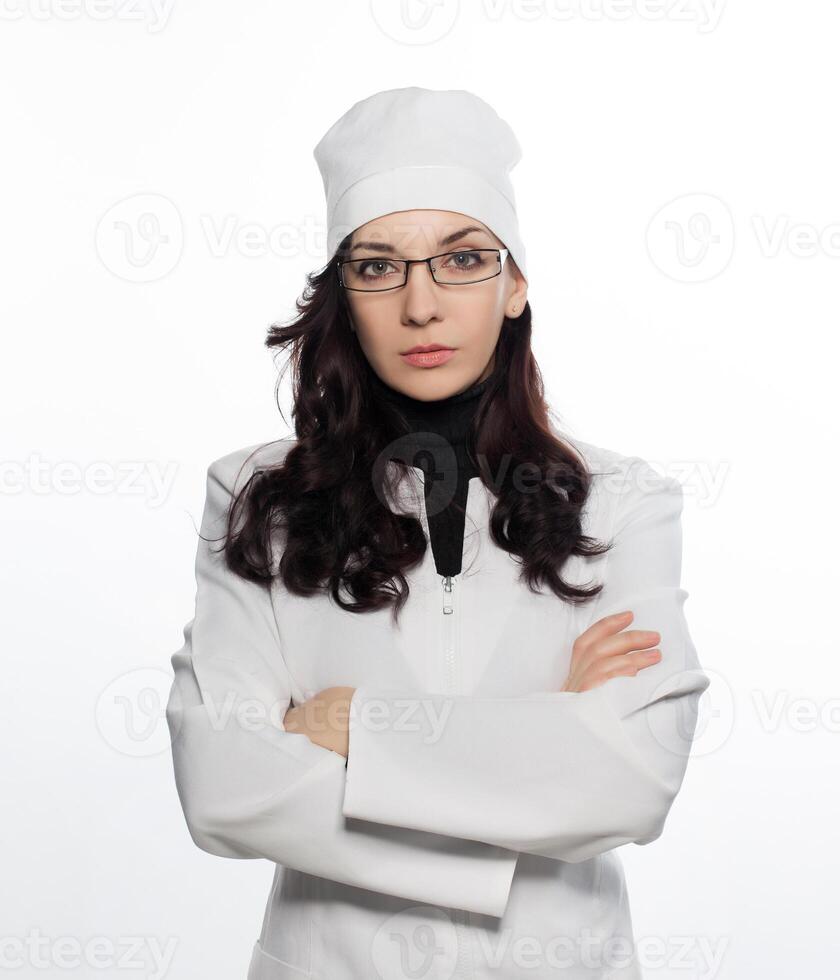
(166, 432, 710, 980)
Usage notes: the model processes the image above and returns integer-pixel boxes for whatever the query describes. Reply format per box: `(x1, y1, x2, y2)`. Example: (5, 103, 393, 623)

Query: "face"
(343, 210, 528, 401)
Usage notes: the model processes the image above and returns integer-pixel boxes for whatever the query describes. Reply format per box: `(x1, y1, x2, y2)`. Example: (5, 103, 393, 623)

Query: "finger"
(595, 648, 662, 682)
(572, 628, 661, 677)
(574, 611, 635, 652)
(573, 609, 633, 653)
(588, 628, 662, 663)
(575, 649, 661, 692)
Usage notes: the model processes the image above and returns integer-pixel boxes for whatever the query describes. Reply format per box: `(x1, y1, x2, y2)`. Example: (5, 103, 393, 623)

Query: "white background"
(2, 1, 838, 977)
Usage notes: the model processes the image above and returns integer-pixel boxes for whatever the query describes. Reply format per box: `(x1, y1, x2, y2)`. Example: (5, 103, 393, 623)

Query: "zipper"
(441, 573, 456, 696)
(442, 574, 455, 689)
(421, 470, 475, 978)
(441, 572, 473, 979)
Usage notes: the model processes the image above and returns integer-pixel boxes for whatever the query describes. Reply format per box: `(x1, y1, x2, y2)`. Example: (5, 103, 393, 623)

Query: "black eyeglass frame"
(337, 247, 510, 292)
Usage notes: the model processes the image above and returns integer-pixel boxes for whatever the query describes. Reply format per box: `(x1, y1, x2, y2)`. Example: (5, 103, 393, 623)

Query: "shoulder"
(207, 436, 298, 496)
(558, 429, 683, 531)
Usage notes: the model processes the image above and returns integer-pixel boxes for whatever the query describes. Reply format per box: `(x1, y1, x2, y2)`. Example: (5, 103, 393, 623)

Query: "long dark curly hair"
(221, 233, 612, 625)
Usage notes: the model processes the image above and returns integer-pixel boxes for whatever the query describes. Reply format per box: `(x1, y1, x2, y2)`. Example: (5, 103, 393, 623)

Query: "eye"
(358, 259, 399, 278)
(441, 250, 485, 271)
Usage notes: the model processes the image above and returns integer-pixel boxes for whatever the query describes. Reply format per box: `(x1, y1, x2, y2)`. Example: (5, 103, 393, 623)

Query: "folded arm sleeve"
(341, 458, 711, 863)
(165, 453, 519, 918)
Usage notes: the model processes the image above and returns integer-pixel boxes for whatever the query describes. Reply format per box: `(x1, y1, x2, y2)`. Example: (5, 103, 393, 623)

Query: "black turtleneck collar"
(370, 371, 490, 456)
(370, 371, 490, 576)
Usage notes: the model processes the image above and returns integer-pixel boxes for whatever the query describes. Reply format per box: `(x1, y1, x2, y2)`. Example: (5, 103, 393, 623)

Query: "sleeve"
(341, 457, 711, 864)
(165, 452, 519, 918)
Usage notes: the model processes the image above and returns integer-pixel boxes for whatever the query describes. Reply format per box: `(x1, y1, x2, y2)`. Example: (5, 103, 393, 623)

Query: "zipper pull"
(442, 575, 453, 615)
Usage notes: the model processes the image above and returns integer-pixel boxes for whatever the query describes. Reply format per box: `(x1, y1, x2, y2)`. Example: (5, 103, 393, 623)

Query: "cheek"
(354, 319, 397, 366)
(453, 285, 506, 323)
(459, 302, 505, 350)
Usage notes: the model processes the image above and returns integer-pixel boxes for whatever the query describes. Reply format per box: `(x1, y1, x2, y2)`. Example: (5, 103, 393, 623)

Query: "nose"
(401, 259, 440, 326)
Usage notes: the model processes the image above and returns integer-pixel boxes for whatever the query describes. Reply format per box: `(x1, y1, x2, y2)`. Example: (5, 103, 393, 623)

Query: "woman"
(166, 87, 710, 980)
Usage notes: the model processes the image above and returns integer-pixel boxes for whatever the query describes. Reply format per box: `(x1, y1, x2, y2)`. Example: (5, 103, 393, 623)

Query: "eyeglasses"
(338, 248, 509, 292)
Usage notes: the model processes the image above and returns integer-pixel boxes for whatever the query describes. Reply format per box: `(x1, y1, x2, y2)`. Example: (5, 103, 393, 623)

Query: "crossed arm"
(166, 454, 709, 917)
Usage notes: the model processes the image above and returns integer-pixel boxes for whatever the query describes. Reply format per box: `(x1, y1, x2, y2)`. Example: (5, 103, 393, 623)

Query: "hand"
(283, 686, 355, 759)
(561, 610, 661, 693)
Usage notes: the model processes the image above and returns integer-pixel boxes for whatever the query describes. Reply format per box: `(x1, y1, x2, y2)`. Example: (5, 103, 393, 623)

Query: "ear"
(506, 260, 528, 318)
(507, 287, 528, 319)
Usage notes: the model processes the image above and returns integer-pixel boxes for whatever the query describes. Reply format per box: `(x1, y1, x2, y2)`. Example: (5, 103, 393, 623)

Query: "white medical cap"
(313, 86, 528, 282)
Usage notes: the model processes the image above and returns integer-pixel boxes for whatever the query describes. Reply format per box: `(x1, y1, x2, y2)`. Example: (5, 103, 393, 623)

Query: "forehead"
(350, 210, 499, 254)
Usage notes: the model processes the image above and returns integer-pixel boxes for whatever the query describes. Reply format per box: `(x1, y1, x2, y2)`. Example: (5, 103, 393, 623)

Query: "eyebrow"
(349, 225, 491, 255)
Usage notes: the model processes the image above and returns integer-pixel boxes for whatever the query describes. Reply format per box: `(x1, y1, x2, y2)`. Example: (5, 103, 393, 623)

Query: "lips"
(401, 344, 455, 355)
(399, 346, 457, 368)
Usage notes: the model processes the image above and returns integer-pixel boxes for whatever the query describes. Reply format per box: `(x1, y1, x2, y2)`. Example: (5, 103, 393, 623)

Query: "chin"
(404, 374, 470, 401)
